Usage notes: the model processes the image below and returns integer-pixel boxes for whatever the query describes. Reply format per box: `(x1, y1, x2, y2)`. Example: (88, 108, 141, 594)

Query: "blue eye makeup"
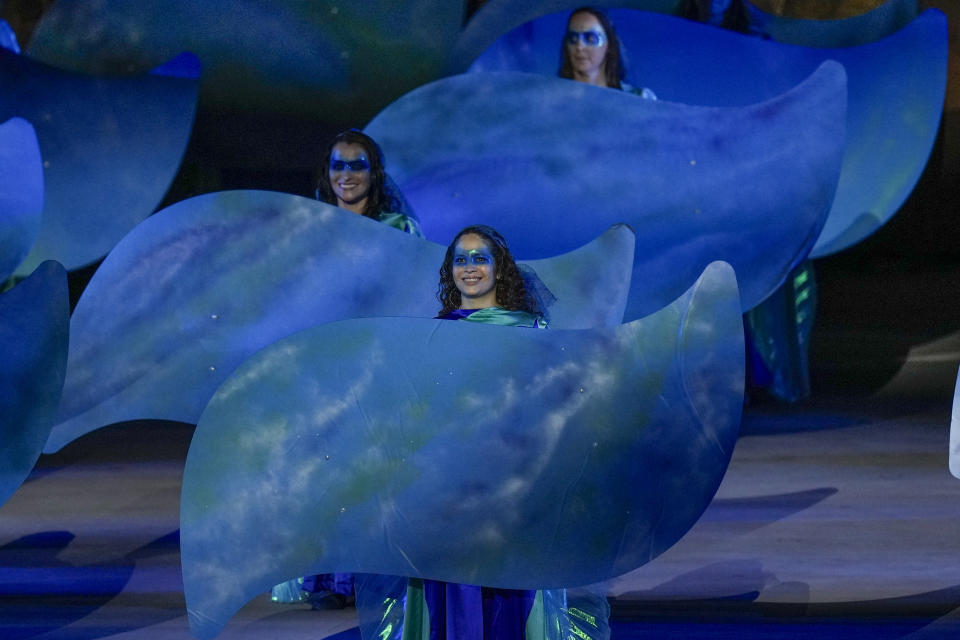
(565, 30, 606, 47)
(329, 158, 370, 172)
(453, 249, 493, 266)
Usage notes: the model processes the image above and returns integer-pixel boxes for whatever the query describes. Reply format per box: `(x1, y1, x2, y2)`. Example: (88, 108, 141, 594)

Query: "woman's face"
(565, 11, 608, 83)
(328, 142, 372, 212)
(452, 233, 498, 309)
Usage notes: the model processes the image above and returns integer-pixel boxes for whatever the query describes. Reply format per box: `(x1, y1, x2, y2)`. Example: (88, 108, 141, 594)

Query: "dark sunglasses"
(565, 30, 606, 47)
(330, 158, 370, 172)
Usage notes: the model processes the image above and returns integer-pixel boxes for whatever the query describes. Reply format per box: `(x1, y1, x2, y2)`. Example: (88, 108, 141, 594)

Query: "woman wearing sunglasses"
(558, 6, 656, 99)
(315, 128, 422, 236)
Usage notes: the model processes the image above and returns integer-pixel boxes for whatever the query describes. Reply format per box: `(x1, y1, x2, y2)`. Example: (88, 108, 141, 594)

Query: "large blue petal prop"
(0, 261, 69, 507)
(467, 9, 946, 259)
(0, 48, 197, 275)
(181, 261, 744, 640)
(26, 0, 462, 125)
(366, 63, 845, 319)
(46, 191, 633, 453)
(951, 367, 960, 480)
(450, 0, 678, 73)
(743, 0, 916, 47)
(0, 117, 43, 282)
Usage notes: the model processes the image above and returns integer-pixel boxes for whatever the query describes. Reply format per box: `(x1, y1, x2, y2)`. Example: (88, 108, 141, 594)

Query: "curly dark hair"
(315, 129, 399, 219)
(437, 225, 540, 315)
(558, 6, 626, 90)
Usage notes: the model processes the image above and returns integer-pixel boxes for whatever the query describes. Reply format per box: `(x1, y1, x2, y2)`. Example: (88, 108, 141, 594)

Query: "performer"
(315, 128, 423, 237)
(558, 6, 656, 99)
(272, 129, 422, 610)
(357, 226, 608, 640)
(436, 225, 546, 327)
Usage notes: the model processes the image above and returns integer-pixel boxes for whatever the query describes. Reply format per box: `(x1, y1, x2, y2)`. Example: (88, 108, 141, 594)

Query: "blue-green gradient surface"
(180, 261, 744, 639)
(0, 48, 197, 275)
(46, 191, 634, 452)
(366, 63, 845, 319)
(467, 9, 946, 259)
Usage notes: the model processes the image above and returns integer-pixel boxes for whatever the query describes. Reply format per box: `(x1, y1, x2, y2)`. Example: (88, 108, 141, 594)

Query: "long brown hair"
(315, 129, 398, 219)
(558, 7, 626, 89)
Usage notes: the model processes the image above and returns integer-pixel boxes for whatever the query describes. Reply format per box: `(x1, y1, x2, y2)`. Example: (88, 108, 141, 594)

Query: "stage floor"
(3, 261, 960, 639)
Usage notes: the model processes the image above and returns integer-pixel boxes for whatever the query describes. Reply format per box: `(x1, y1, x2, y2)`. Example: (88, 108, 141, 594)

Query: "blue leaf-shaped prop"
(26, 0, 463, 125)
(0, 48, 198, 275)
(366, 63, 845, 319)
(0, 117, 43, 282)
(467, 9, 946, 259)
(46, 191, 633, 452)
(0, 261, 68, 507)
(181, 261, 744, 639)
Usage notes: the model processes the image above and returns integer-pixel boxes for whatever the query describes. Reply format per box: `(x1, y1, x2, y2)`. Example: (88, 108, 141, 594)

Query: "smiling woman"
(436, 225, 546, 327)
(314, 129, 422, 236)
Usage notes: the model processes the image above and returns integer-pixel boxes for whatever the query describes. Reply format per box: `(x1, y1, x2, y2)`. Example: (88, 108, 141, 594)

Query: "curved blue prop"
(743, 0, 916, 47)
(366, 63, 845, 319)
(0, 261, 69, 507)
(46, 190, 634, 453)
(951, 367, 960, 480)
(0, 48, 197, 276)
(26, 0, 463, 124)
(180, 261, 744, 640)
(0, 118, 43, 282)
(467, 9, 946, 259)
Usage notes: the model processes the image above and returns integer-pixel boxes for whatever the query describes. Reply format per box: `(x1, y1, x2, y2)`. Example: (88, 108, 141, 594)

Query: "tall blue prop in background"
(0, 261, 68, 507)
(366, 62, 846, 320)
(45, 191, 635, 453)
(468, 8, 947, 259)
(0, 48, 198, 276)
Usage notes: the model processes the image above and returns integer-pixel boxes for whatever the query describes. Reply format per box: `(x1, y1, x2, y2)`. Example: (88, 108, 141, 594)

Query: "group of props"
(0, 2, 951, 639)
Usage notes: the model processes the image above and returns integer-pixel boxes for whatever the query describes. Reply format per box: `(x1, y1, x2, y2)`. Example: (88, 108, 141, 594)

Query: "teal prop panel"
(951, 367, 960, 480)
(0, 48, 197, 275)
(366, 64, 845, 320)
(180, 261, 744, 640)
(468, 9, 946, 259)
(0, 261, 68, 507)
(26, 0, 463, 125)
(450, 0, 680, 74)
(0, 118, 43, 281)
(46, 191, 633, 453)
(743, 0, 916, 47)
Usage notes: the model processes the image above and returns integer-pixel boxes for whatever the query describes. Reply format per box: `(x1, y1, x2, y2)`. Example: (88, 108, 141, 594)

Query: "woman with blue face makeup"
(436, 225, 546, 327)
(558, 7, 656, 99)
(355, 227, 610, 640)
(315, 129, 422, 236)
